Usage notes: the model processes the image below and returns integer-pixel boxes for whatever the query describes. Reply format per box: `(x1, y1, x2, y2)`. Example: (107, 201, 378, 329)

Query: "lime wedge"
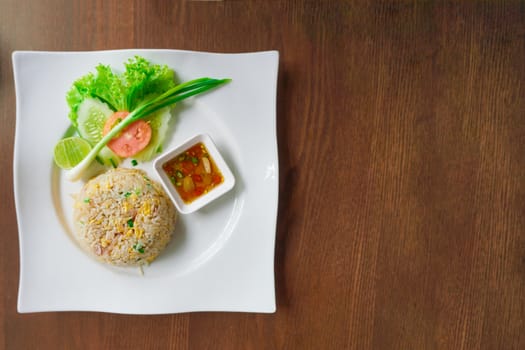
(53, 137, 92, 169)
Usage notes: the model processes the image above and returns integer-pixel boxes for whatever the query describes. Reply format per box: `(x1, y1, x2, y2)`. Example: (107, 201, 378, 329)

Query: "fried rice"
(73, 168, 177, 266)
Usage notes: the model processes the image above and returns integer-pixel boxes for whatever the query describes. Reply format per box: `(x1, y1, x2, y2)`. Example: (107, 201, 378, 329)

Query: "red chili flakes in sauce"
(162, 142, 224, 203)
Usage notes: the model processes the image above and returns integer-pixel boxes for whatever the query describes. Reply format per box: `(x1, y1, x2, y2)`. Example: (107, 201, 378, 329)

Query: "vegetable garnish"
(131, 159, 138, 166)
(53, 137, 92, 170)
(127, 219, 134, 228)
(133, 243, 145, 254)
(64, 76, 229, 181)
(102, 111, 153, 157)
(54, 56, 230, 181)
(66, 56, 177, 123)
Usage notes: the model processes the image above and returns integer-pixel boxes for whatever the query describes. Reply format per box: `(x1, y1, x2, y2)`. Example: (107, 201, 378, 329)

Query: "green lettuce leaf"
(65, 56, 177, 126)
(124, 56, 177, 111)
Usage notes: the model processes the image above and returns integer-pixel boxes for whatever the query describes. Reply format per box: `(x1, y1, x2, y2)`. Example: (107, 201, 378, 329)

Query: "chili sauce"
(162, 142, 224, 203)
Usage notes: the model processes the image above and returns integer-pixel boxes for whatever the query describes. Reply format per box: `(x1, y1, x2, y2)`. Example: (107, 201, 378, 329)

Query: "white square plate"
(12, 49, 279, 314)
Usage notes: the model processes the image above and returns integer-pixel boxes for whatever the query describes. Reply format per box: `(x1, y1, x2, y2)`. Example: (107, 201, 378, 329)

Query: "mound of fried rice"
(73, 168, 177, 266)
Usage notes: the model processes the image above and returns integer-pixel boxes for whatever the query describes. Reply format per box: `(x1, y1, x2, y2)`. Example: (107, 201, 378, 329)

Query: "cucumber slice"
(134, 107, 172, 161)
(76, 97, 121, 166)
(76, 97, 113, 144)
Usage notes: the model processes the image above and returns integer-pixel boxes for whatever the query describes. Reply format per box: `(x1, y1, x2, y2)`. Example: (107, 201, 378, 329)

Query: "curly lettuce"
(65, 56, 177, 127)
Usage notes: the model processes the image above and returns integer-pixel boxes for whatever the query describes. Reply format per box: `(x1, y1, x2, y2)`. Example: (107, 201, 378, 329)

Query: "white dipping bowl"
(153, 134, 235, 214)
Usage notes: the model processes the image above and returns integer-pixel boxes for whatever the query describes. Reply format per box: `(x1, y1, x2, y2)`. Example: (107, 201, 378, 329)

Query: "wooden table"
(2, 1, 525, 349)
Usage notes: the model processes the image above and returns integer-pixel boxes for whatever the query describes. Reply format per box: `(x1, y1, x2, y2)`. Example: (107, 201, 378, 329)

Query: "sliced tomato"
(102, 111, 152, 158)
(102, 111, 129, 135)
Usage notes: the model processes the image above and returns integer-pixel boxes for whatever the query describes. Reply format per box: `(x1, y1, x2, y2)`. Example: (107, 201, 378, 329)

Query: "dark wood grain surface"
(2, 1, 525, 349)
